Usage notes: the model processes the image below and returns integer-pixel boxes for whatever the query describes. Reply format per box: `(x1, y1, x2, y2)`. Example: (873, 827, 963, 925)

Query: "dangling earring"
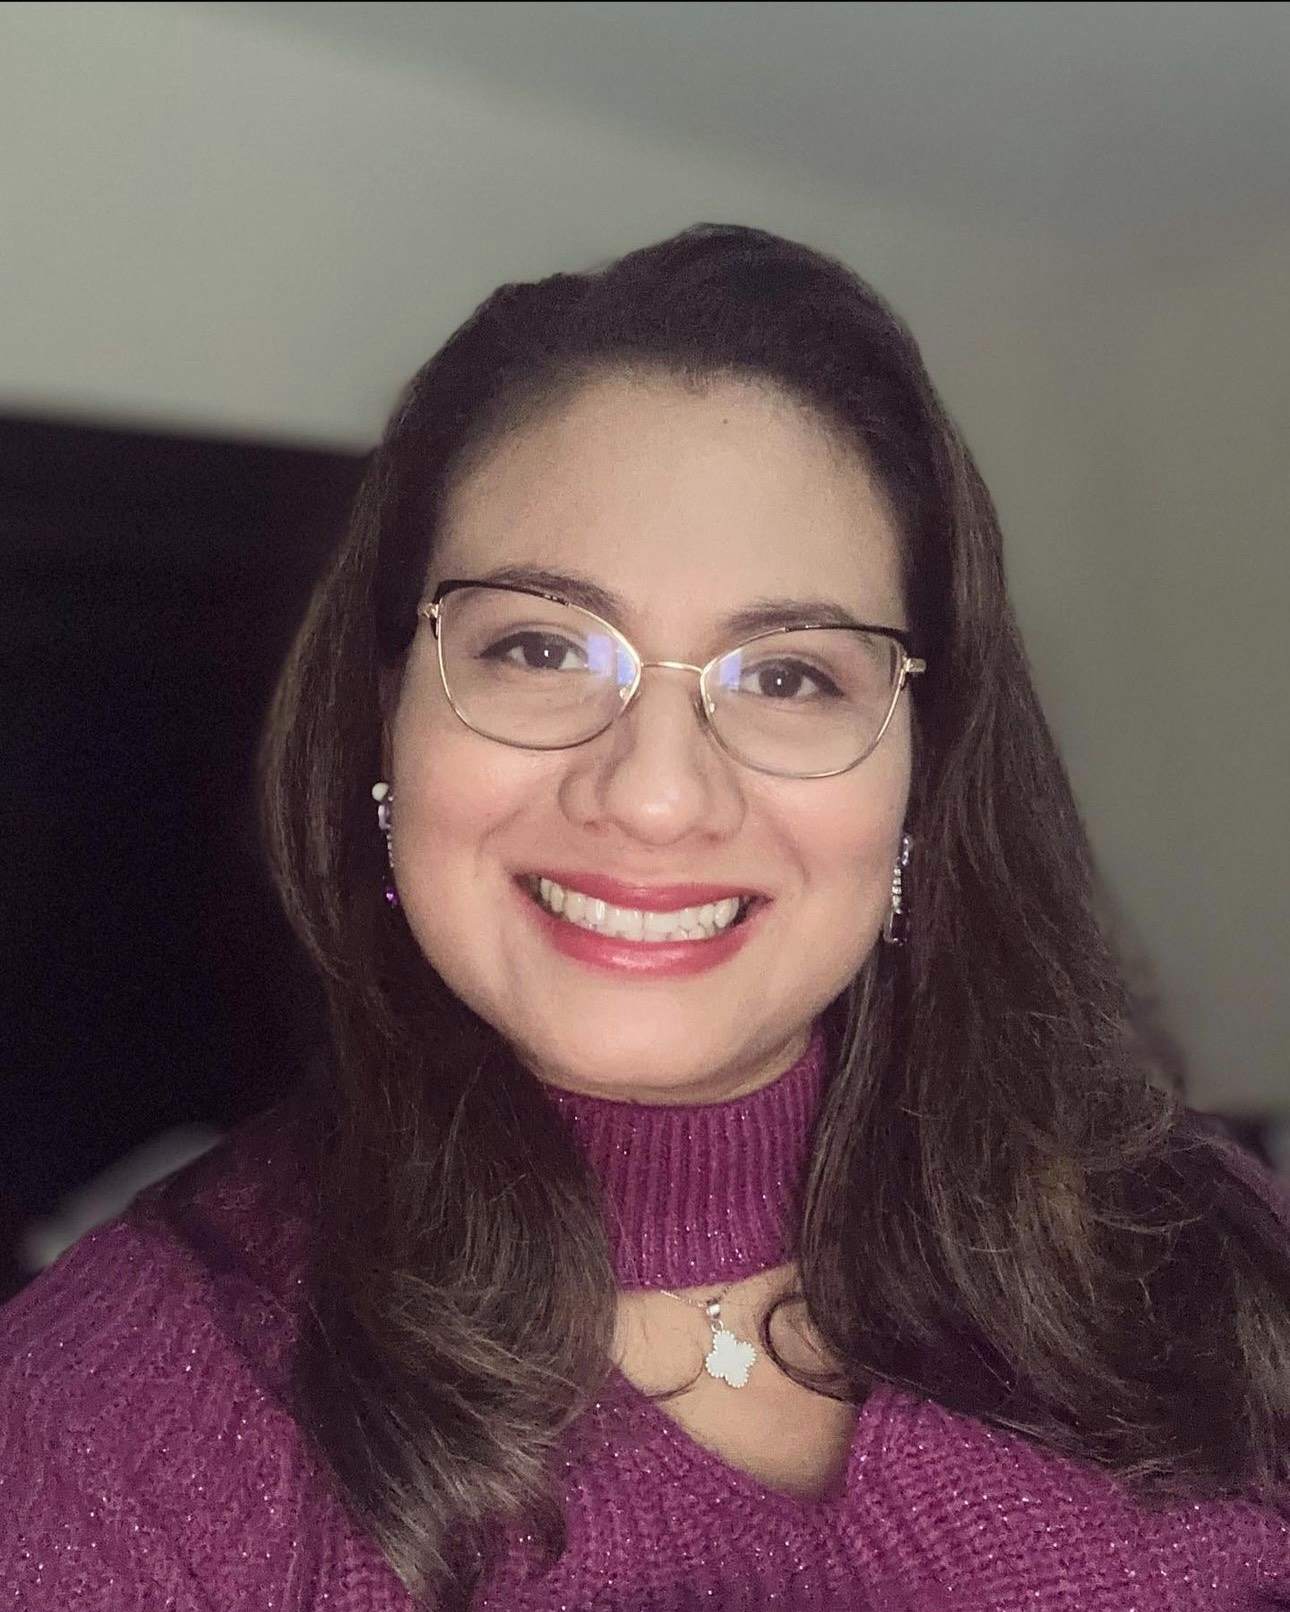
(882, 833, 912, 946)
(371, 781, 399, 907)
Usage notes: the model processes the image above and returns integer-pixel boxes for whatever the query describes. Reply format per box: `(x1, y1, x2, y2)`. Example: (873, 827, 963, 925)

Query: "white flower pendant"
(702, 1302, 757, 1388)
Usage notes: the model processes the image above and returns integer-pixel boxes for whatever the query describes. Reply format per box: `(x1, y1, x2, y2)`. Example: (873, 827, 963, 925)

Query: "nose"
(558, 664, 746, 847)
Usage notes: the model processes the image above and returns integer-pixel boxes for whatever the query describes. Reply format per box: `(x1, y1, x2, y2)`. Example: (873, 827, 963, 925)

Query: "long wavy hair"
(260, 225, 1290, 1607)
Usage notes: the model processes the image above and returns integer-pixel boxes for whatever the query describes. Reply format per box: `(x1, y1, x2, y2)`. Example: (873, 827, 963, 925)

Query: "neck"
(543, 1028, 828, 1290)
(535, 1027, 812, 1107)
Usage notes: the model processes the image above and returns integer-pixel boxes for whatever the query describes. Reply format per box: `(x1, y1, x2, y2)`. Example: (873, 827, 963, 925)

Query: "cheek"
(774, 736, 910, 941)
(396, 731, 516, 843)
(389, 654, 529, 846)
(386, 690, 526, 966)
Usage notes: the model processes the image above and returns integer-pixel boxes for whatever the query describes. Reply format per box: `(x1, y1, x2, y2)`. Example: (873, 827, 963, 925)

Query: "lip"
(519, 883, 764, 978)
(519, 870, 765, 911)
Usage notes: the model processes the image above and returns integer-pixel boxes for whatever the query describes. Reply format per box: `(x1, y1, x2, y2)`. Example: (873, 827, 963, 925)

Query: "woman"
(3, 224, 1288, 1611)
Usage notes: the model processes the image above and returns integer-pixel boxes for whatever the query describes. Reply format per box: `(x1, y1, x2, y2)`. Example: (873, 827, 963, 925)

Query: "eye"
(737, 658, 842, 701)
(481, 632, 589, 673)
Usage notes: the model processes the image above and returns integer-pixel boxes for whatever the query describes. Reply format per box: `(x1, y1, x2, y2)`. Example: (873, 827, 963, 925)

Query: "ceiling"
(213, 2, 1290, 280)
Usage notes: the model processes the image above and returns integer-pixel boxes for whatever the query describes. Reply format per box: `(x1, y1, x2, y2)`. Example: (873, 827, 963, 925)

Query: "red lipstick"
(525, 871, 761, 910)
(513, 872, 766, 979)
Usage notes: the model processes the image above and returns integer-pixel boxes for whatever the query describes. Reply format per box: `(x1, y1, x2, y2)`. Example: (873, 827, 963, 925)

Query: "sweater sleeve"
(0, 1222, 219, 1611)
(0, 1116, 380, 1612)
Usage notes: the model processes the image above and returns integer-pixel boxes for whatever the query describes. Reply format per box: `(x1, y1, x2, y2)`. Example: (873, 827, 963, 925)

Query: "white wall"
(0, 0, 954, 444)
(2, 1, 1285, 1107)
(940, 239, 1290, 1109)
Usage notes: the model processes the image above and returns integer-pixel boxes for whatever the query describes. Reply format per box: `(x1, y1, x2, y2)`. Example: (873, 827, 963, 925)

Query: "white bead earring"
(882, 833, 912, 946)
(372, 781, 398, 908)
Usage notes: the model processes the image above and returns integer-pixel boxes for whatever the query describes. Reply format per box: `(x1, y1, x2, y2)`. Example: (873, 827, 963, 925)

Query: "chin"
(516, 1008, 807, 1105)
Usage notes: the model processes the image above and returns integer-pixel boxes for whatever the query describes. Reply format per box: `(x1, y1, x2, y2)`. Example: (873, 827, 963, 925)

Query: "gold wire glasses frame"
(414, 579, 927, 780)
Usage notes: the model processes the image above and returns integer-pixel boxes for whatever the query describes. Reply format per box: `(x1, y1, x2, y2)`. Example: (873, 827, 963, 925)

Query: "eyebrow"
(464, 563, 881, 636)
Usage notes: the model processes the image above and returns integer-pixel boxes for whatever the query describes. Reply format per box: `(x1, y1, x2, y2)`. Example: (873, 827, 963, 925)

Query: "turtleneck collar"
(543, 1030, 828, 1291)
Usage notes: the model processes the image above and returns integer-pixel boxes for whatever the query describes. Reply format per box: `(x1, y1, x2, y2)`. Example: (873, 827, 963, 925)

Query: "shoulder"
(2, 1103, 312, 1379)
(0, 1107, 343, 1609)
(2, 1102, 307, 1360)
(871, 1391, 1290, 1610)
(124, 1100, 314, 1329)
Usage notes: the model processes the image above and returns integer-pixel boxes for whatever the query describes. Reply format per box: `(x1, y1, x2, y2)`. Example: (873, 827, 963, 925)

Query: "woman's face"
(387, 373, 913, 1103)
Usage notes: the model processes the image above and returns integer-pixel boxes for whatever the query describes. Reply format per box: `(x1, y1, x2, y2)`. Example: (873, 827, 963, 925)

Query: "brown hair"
(260, 225, 1290, 1606)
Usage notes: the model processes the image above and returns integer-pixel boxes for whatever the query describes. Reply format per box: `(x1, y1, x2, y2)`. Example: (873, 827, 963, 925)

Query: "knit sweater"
(2, 1041, 1288, 1611)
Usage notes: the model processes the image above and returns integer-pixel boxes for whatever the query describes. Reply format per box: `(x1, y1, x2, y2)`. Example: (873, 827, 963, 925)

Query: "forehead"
(432, 373, 906, 632)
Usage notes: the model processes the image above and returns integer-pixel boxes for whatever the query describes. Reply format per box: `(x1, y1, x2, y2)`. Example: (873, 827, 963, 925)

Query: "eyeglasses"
(415, 581, 926, 780)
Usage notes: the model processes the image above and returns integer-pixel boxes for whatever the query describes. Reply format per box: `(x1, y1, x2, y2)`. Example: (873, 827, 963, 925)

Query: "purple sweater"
(2, 1040, 1288, 1611)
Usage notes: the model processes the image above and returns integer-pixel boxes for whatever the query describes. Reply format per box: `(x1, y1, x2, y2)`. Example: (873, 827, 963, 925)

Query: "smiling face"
(386, 372, 913, 1103)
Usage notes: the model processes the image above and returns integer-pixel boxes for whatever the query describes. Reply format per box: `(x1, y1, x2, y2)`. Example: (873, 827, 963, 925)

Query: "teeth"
(533, 879, 747, 943)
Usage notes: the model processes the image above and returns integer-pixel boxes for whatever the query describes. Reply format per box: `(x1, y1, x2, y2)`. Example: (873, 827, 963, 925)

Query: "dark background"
(0, 416, 364, 1300)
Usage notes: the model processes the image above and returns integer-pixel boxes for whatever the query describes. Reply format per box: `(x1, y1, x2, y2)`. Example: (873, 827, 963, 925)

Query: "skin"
(386, 371, 914, 1108)
(612, 1262, 859, 1499)
(385, 371, 915, 1496)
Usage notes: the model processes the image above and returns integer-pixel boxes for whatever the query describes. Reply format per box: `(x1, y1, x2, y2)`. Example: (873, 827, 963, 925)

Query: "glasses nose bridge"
(618, 656, 716, 732)
(639, 657, 704, 677)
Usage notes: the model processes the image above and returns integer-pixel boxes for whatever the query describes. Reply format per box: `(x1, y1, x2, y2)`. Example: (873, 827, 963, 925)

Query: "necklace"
(657, 1285, 758, 1388)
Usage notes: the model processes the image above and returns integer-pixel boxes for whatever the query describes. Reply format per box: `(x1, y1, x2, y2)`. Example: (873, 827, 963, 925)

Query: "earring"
(882, 833, 912, 946)
(371, 781, 399, 908)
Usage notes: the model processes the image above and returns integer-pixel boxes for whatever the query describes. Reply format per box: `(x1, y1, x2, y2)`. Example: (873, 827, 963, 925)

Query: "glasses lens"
(706, 628, 903, 776)
(437, 587, 635, 748)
